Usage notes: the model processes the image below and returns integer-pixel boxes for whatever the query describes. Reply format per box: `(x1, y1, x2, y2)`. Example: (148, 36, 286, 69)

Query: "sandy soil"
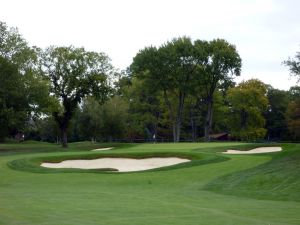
(91, 147, 113, 151)
(41, 157, 190, 172)
(223, 147, 282, 154)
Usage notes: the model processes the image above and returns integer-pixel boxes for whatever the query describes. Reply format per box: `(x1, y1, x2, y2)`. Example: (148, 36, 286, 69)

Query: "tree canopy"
(227, 79, 268, 141)
(130, 37, 241, 142)
(284, 50, 300, 82)
(1, 20, 299, 143)
(41, 46, 114, 147)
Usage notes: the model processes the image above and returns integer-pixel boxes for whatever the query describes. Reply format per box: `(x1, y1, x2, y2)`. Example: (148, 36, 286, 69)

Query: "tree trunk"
(172, 120, 181, 142)
(175, 120, 181, 142)
(163, 90, 185, 143)
(62, 127, 68, 148)
(204, 100, 213, 141)
(172, 123, 177, 142)
(190, 106, 196, 142)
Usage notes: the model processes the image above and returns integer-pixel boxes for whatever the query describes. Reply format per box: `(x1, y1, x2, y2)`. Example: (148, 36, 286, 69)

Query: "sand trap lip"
(91, 147, 113, 151)
(223, 147, 282, 154)
(41, 157, 190, 172)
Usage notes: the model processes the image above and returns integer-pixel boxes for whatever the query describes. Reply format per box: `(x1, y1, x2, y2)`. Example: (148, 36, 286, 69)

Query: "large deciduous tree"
(41, 46, 113, 147)
(131, 37, 207, 142)
(199, 39, 241, 140)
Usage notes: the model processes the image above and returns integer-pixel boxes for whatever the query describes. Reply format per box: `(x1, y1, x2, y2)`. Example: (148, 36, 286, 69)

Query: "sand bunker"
(41, 157, 190, 172)
(223, 147, 282, 154)
(91, 147, 113, 151)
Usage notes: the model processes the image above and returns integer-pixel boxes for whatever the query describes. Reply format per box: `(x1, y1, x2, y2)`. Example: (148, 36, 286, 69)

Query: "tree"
(123, 77, 164, 140)
(198, 39, 241, 140)
(100, 96, 129, 141)
(227, 79, 269, 141)
(77, 97, 104, 142)
(0, 56, 27, 140)
(0, 21, 38, 71)
(265, 87, 289, 140)
(286, 98, 300, 140)
(284, 50, 300, 82)
(131, 37, 207, 142)
(41, 46, 113, 147)
(0, 22, 50, 141)
(285, 86, 300, 141)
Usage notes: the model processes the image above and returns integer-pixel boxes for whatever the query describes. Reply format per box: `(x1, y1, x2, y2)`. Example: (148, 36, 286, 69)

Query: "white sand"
(41, 157, 190, 172)
(223, 147, 282, 154)
(91, 147, 113, 151)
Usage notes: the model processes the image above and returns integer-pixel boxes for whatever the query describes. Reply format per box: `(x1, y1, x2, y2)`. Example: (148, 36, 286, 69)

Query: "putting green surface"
(0, 142, 300, 225)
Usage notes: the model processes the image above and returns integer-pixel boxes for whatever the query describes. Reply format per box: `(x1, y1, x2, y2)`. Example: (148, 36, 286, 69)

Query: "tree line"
(0, 22, 299, 147)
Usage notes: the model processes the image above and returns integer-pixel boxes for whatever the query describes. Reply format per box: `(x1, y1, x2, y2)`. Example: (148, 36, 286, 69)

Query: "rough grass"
(0, 141, 300, 225)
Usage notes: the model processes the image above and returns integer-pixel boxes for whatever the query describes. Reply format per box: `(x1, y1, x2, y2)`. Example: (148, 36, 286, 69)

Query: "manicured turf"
(0, 141, 299, 225)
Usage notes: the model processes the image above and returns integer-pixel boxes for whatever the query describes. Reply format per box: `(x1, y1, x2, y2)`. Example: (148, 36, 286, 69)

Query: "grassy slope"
(0, 141, 300, 225)
(204, 143, 300, 202)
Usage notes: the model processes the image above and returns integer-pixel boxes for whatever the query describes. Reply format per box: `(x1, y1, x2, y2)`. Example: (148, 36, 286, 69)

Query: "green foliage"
(0, 22, 52, 141)
(0, 21, 39, 71)
(1, 21, 298, 142)
(41, 46, 114, 146)
(265, 87, 289, 140)
(131, 37, 200, 141)
(284, 50, 300, 82)
(131, 37, 241, 141)
(286, 97, 300, 140)
(77, 96, 129, 141)
(227, 79, 269, 141)
(119, 77, 164, 139)
(0, 57, 27, 140)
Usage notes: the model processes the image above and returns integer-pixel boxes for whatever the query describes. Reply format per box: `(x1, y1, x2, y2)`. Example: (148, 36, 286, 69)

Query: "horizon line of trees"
(1, 21, 300, 146)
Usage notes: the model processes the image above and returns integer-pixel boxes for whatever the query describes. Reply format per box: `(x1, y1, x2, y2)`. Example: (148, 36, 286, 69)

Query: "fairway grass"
(0, 142, 300, 225)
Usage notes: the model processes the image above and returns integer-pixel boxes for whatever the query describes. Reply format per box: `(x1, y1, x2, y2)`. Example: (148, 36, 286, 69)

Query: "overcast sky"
(0, 0, 299, 90)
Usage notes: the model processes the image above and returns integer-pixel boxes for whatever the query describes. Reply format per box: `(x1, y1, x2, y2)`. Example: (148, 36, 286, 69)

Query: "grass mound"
(204, 144, 300, 202)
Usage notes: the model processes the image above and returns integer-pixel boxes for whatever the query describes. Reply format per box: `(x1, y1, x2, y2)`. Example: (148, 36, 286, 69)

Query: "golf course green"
(0, 141, 299, 225)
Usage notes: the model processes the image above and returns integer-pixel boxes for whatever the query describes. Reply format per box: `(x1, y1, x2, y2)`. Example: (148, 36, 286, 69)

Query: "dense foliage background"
(1, 22, 299, 144)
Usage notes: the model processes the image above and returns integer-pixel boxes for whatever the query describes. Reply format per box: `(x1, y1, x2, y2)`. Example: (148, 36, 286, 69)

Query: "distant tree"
(100, 96, 129, 141)
(78, 97, 104, 142)
(227, 79, 269, 141)
(36, 116, 60, 143)
(41, 46, 113, 147)
(77, 96, 129, 142)
(289, 86, 300, 100)
(284, 50, 300, 82)
(127, 77, 164, 140)
(286, 98, 300, 141)
(265, 87, 289, 140)
(285, 85, 300, 141)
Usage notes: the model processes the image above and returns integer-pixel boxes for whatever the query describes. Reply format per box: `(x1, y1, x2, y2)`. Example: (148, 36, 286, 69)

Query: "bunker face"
(91, 147, 113, 151)
(41, 157, 190, 172)
(223, 147, 282, 154)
